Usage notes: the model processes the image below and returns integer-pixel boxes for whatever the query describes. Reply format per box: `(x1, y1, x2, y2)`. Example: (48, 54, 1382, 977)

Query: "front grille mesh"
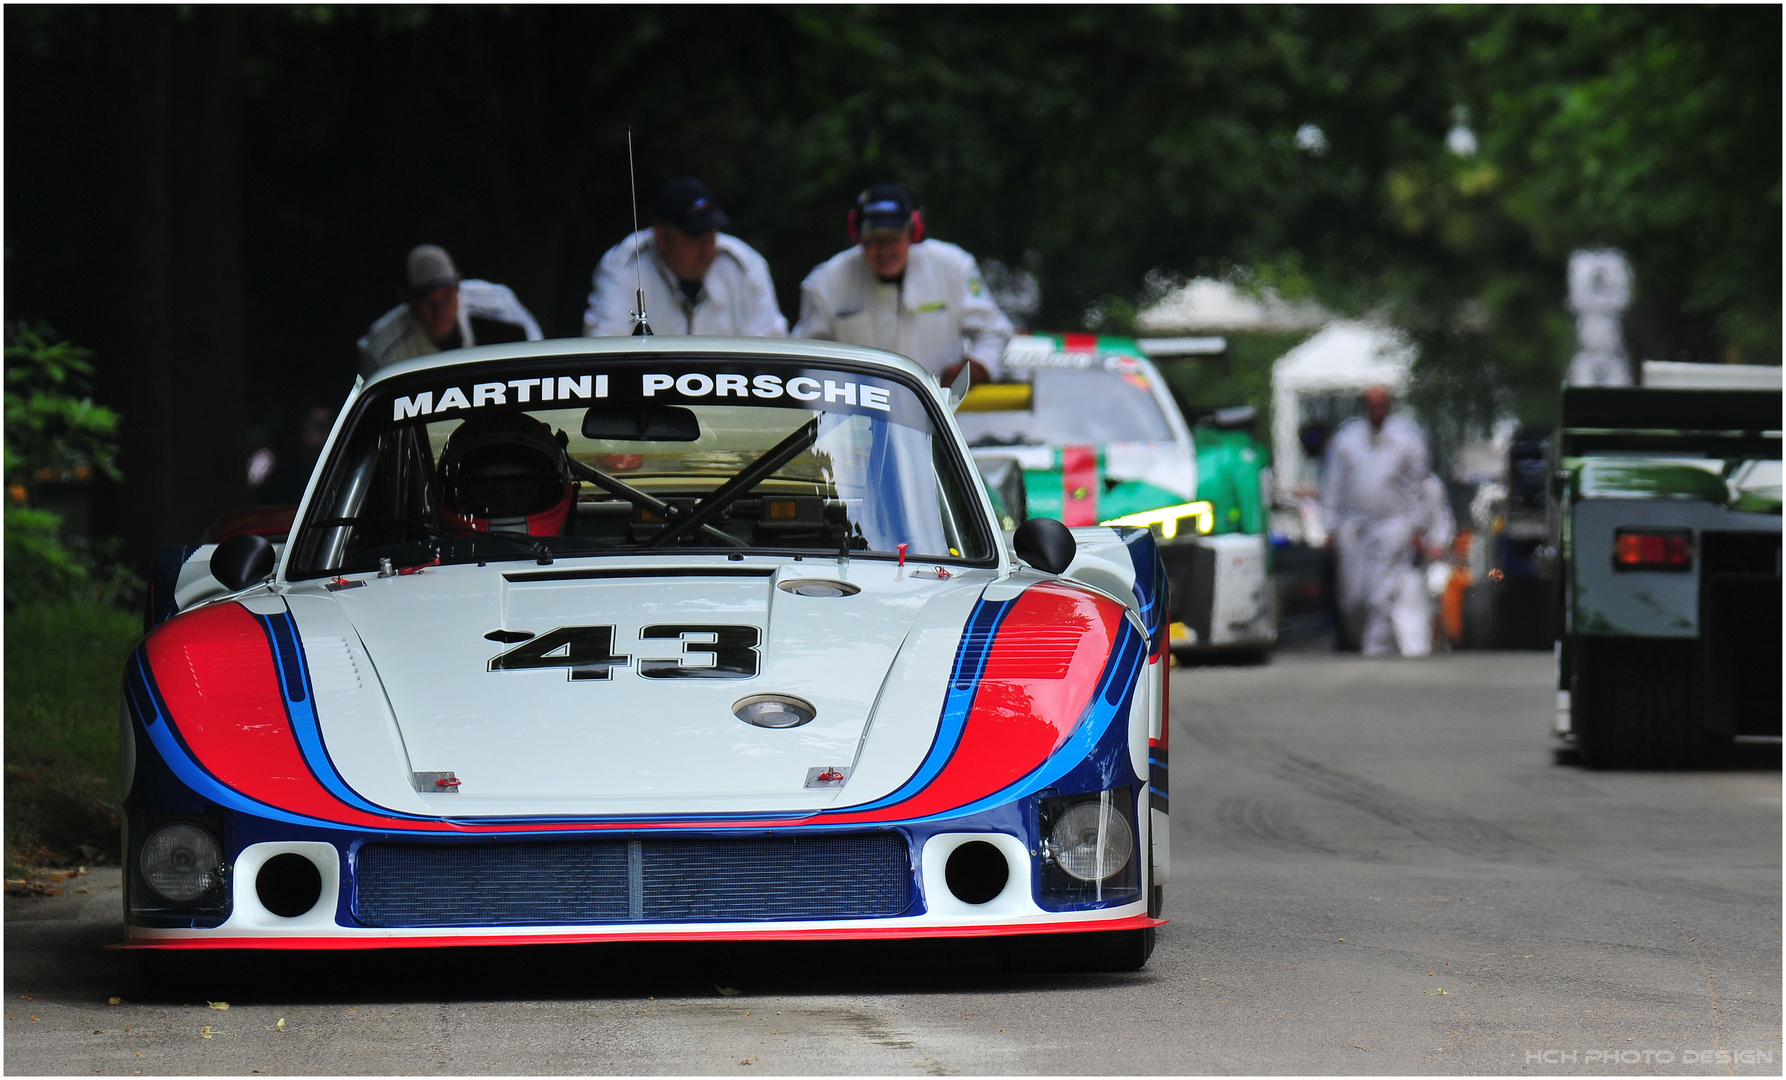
(354, 834, 911, 927)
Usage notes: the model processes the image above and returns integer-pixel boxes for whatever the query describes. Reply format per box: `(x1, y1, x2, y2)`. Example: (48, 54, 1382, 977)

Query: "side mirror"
(211, 533, 276, 592)
(948, 364, 973, 410)
(1208, 405, 1257, 431)
(1013, 517, 1076, 575)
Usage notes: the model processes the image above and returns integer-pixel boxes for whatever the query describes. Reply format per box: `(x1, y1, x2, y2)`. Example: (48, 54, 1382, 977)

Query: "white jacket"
(357, 279, 542, 377)
(583, 229, 787, 338)
(1320, 414, 1431, 527)
(792, 239, 1013, 378)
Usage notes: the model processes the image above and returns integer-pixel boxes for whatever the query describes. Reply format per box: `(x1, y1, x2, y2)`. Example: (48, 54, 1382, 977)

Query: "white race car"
(127, 338, 1169, 973)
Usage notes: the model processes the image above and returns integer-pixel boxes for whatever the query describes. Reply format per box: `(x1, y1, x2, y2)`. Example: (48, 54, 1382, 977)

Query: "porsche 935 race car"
(956, 333, 1275, 659)
(126, 337, 1169, 970)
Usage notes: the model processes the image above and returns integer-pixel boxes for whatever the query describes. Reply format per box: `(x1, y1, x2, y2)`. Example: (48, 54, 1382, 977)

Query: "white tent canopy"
(1137, 278, 1329, 332)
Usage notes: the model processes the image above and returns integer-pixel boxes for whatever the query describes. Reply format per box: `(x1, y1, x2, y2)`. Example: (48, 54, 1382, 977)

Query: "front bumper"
(121, 810, 1157, 949)
(122, 663, 1157, 950)
(1159, 532, 1276, 649)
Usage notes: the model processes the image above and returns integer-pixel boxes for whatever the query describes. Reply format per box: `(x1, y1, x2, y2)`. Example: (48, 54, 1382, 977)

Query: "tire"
(997, 927, 1155, 973)
(1572, 636, 1703, 769)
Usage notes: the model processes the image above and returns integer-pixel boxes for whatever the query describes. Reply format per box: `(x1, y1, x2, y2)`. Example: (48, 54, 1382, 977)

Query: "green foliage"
(3, 323, 122, 490)
(4, 601, 142, 868)
(1466, 7, 1780, 361)
(5, 6, 1777, 441)
(3, 324, 140, 610)
(5, 504, 89, 607)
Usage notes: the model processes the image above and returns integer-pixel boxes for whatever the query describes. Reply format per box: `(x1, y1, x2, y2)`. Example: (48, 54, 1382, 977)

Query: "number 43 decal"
(487, 624, 760, 681)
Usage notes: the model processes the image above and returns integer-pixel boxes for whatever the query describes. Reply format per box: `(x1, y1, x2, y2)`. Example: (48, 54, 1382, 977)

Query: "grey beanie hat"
(405, 244, 460, 294)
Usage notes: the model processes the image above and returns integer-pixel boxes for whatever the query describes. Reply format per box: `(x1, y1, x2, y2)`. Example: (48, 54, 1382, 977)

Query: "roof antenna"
(627, 126, 653, 337)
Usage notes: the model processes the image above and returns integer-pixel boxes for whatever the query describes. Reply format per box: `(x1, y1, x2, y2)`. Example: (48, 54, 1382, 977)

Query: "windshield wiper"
(564, 459, 743, 547)
(647, 415, 821, 548)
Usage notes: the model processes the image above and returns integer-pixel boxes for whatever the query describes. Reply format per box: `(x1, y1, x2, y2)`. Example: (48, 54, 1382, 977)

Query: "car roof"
(362, 335, 940, 390)
(1009, 332, 1148, 359)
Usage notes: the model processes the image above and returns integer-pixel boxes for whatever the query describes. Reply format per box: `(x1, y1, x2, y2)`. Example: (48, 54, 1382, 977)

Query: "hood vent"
(305, 636, 363, 694)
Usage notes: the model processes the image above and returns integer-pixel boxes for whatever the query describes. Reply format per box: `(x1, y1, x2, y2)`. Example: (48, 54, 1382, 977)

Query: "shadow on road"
(1552, 741, 1782, 772)
(130, 935, 1148, 1005)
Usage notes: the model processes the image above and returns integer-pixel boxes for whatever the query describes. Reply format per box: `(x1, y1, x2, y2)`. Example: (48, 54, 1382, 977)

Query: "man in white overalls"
(1321, 387, 1434, 656)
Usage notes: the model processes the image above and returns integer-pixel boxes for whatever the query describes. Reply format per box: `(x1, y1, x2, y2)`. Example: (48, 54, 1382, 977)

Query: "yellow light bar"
(1100, 501, 1215, 539)
(957, 383, 1035, 412)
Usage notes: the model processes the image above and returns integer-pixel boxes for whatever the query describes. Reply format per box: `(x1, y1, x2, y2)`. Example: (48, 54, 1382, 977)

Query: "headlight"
(141, 823, 222, 902)
(1045, 794, 1134, 882)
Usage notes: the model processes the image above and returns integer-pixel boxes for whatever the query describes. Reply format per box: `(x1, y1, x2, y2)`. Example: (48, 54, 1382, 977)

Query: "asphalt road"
(6, 650, 1780, 1075)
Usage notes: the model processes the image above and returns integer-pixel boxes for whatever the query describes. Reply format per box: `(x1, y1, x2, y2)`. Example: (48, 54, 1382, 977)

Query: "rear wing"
(1560, 387, 1782, 458)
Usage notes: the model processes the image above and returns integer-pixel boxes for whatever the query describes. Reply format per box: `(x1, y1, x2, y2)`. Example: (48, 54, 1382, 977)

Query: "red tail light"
(1613, 529, 1693, 571)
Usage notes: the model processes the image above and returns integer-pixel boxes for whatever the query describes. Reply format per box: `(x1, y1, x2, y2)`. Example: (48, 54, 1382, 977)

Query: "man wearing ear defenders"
(793, 182, 1013, 386)
(584, 177, 788, 338)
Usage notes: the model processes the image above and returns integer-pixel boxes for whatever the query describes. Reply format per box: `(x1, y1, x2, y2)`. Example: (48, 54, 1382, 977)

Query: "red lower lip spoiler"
(113, 913, 1164, 951)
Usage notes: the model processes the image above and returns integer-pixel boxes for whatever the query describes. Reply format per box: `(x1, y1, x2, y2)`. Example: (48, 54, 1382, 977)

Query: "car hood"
(284, 558, 992, 818)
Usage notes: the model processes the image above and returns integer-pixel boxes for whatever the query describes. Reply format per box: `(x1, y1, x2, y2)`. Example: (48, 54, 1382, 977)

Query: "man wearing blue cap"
(794, 182, 1012, 385)
(584, 177, 787, 338)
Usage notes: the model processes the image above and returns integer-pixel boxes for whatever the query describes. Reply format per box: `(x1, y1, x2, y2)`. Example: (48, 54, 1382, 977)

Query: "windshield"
(956, 356, 1175, 447)
(287, 358, 993, 578)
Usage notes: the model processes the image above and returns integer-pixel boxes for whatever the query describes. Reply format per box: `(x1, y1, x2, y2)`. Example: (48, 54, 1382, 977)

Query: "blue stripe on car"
(929, 615, 1148, 821)
(126, 650, 333, 828)
(133, 590, 1132, 832)
(1118, 527, 1167, 651)
(254, 611, 419, 819)
(840, 594, 1016, 813)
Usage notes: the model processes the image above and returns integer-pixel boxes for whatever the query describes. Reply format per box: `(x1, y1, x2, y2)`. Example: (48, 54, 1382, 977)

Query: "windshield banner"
(386, 364, 928, 429)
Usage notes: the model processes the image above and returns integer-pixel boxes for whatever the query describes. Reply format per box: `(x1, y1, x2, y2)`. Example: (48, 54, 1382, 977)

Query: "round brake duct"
(256, 852, 324, 918)
(944, 840, 1010, 905)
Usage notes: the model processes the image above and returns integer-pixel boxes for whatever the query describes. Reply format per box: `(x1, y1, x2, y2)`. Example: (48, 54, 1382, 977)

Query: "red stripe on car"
(146, 587, 1127, 833)
(841, 580, 1124, 820)
(144, 603, 410, 831)
(121, 912, 1164, 950)
(1061, 444, 1099, 526)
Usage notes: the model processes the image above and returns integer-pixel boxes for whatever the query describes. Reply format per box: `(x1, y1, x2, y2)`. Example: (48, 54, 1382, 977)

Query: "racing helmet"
(436, 411, 574, 536)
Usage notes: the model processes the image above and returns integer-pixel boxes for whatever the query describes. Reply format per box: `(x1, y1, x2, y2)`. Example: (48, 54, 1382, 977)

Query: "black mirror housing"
(582, 405, 702, 442)
(1013, 517, 1077, 575)
(211, 533, 276, 592)
(1207, 405, 1258, 431)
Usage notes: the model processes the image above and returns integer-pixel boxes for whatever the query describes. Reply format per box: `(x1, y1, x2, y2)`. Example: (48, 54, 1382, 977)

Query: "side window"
(338, 426, 439, 563)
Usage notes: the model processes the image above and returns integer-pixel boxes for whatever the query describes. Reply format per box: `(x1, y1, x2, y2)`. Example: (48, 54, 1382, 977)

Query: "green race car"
(960, 333, 1276, 658)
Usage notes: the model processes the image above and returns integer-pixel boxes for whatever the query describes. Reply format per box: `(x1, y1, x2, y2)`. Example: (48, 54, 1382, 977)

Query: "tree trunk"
(96, 7, 246, 565)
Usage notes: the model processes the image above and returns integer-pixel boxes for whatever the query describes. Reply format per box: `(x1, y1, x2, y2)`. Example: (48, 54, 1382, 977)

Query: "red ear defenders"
(846, 207, 926, 243)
